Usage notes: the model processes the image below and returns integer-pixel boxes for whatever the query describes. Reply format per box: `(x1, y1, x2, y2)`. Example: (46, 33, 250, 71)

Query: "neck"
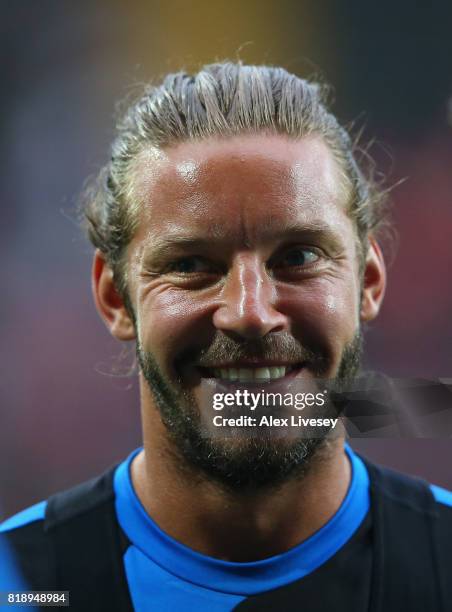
(132, 400, 351, 562)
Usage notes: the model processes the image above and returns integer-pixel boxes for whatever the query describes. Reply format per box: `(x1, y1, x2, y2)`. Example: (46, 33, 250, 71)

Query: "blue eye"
(278, 248, 319, 268)
(169, 256, 213, 274)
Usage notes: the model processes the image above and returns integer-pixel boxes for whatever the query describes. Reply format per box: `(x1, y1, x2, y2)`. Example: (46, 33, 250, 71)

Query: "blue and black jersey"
(1, 445, 452, 611)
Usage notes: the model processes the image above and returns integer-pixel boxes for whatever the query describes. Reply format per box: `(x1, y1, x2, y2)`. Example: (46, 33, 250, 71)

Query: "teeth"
(254, 367, 271, 380)
(212, 366, 287, 381)
(229, 368, 238, 381)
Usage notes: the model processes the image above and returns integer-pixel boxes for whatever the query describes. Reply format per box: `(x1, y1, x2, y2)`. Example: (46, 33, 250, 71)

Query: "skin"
(92, 133, 386, 561)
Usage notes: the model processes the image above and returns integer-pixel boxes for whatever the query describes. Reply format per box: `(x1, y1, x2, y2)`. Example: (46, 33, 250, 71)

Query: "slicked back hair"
(83, 62, 387, 298)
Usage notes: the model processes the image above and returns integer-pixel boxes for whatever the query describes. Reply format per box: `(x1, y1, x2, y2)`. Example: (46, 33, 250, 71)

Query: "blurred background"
(1, 0, 452, 518)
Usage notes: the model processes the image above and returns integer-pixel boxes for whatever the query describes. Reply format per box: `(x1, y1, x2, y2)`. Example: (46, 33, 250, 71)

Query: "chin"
(177, 431, 329, 491)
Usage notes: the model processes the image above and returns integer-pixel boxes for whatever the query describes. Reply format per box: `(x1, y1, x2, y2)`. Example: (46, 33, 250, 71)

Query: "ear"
(360, 237, 386, 322)
(92, 250, 136, 341)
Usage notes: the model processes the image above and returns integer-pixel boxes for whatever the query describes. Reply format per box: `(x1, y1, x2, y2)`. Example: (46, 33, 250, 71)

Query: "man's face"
(125, 134, 365, 488)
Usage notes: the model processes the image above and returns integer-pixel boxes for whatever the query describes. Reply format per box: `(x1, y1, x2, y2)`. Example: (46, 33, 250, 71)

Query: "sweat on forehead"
(126, 133, 353, 245)
(82, 63, 388, 296)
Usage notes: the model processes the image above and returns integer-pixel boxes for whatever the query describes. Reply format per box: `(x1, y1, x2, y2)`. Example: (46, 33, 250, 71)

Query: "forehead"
(130, 133, 350, 246)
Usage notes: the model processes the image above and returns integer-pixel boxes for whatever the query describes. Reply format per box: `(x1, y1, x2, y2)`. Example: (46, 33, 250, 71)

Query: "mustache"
(184, 332, 328, 370)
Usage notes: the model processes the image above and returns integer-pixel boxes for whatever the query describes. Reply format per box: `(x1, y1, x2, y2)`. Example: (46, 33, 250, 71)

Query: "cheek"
(134, 276, 360, 372)
(135, 288, 217, 368)
(279, 281, 360, 355)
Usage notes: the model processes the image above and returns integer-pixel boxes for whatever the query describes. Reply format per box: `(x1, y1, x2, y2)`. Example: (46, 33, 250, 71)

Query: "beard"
(136, 331, 363, 492)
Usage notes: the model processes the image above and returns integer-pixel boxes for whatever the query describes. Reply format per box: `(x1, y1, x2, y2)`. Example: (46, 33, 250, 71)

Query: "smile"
(201, 363, 303, 382)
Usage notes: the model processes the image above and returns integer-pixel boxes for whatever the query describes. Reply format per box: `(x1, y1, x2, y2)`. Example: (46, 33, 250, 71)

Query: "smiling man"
(114, 131, 371, 492)
(1, 63, 452, 611)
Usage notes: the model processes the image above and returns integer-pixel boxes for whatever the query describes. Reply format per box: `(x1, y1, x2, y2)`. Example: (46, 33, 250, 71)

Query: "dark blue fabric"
(114, 444, 370, 611)
(1, 446, 451, 610)
(430, 483, 452, 507)
(0, 504, 38, 611)
(0, 533, 28, 590)
(0, 501, 47, 534)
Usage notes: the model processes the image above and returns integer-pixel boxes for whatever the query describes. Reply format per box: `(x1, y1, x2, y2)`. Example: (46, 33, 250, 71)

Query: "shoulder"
(359, 453, 452, 527)
(429, 482, 452, 509)
(0, 500, 47, 534)
(0, 465, 117, 535)
(429, 482, 452, 532)
(0, 465, 119, 589)
(0, 498, 52, 588)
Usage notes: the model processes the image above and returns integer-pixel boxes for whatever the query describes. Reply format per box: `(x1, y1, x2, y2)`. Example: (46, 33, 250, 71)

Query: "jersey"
(1, 445, 452, 611)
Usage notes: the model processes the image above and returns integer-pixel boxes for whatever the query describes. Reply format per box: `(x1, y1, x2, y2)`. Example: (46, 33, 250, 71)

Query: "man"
(1, 62, 451, 611)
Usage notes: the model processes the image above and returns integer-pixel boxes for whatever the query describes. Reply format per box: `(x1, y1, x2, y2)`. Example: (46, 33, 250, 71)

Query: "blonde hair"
(83, 62, 387, 297)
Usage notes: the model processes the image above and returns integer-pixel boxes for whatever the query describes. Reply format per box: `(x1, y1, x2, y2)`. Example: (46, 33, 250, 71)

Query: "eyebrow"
(143, 237, 216, 262)
(142, 222, 345, 263)
(260, 220, 343, 245)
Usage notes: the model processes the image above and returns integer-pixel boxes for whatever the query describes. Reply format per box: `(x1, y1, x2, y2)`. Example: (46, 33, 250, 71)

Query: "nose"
(212, 254, 289, 339)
